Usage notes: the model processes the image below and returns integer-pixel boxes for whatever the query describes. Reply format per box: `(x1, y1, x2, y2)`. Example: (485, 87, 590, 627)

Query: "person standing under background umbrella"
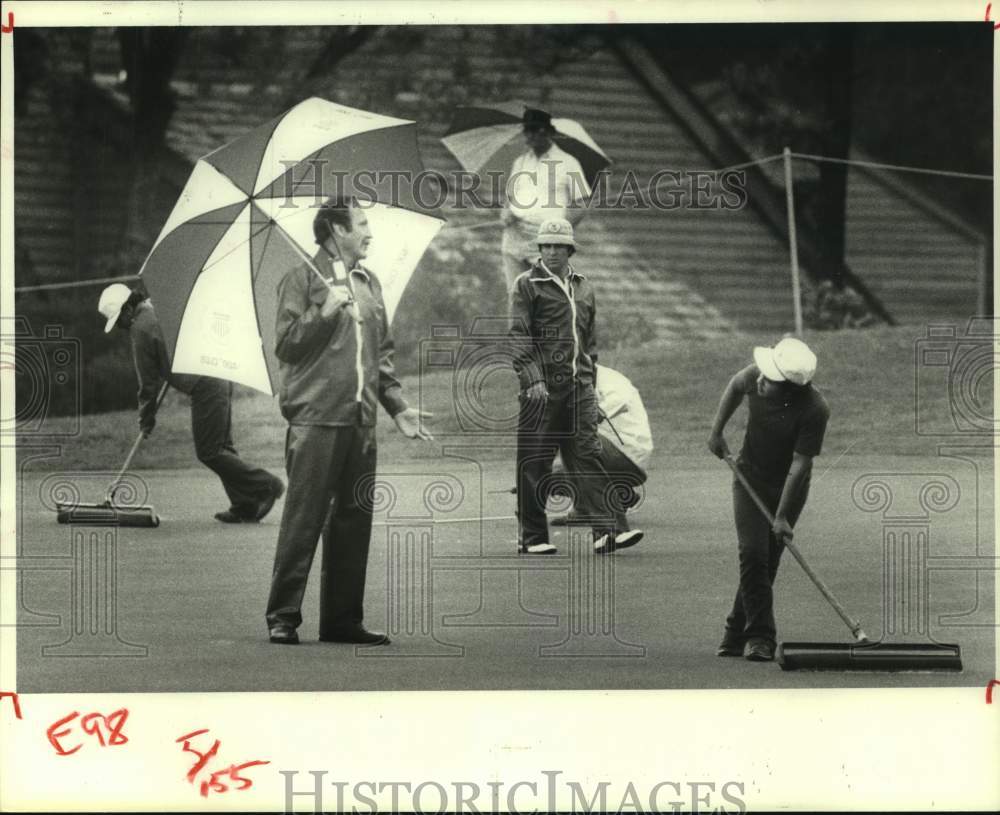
(265, 197, 433, 647)
(442, 102, 609, 293)
(97, 284, 285, 524)
(500, 108, 591, 292)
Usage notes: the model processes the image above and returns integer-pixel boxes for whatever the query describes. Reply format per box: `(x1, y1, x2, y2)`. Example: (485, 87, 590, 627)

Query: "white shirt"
(507, 144, 590, 226)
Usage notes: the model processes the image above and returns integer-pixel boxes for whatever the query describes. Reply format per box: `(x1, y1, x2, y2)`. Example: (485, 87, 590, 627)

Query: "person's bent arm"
(132, 330, 166, 436)
(773, 452, 813, 543)
(509, 278, 545, 397)
(274, 271, 349, 364)
(707, 368, 748, 458)
(375, 287, 407, 419)
(584, 289, 598, 372)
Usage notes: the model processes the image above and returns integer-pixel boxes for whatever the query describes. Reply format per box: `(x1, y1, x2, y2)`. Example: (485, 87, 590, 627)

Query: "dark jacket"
(129, 302, 198, 427)
(275, 251, 407, 426)
(508, 260, 598, 393)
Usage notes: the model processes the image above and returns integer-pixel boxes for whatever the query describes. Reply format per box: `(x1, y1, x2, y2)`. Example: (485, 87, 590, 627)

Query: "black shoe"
(716, 637, 745, 657)
(269, 625, 299, 645)
(215, 509, 257, 524)
(745, 638, 775, 662)
(254, 477, 286, 522)
(320, 626, 390, 645)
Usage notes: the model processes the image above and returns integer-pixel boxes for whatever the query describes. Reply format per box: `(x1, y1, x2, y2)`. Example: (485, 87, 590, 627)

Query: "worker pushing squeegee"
(56, 286, 286, 528)
(707, 336, 961, 671)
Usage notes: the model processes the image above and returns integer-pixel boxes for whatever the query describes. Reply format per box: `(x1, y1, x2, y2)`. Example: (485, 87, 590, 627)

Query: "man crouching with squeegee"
(706, 337, 830, 662)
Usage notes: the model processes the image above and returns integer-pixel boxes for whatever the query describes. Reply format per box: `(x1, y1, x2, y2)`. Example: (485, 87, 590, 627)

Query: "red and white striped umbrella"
(139, 97, 444, 395)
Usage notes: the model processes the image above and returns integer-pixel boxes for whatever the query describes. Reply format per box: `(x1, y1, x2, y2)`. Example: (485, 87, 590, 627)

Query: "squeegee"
(55, 383, 167, 528)
(723, 455, 961, 672)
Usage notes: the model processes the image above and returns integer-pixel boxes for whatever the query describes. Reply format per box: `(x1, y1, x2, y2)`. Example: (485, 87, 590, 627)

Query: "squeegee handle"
(106, 381, 169, 504)
(723, 454, 867, 642)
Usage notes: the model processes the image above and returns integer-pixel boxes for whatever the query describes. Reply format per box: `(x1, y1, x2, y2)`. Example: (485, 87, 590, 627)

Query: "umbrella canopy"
(139, 97, 444, 396)
(441, 100, 611, 189)
(595, 364, 653, 471)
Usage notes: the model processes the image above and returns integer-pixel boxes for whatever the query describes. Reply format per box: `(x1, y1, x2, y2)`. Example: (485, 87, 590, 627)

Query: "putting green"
(13, 449, 994, 693)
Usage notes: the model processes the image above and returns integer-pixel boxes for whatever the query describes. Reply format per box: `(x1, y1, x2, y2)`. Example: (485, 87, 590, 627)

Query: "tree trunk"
(814, 24, 855, 288)
(117, 28, 188, 263)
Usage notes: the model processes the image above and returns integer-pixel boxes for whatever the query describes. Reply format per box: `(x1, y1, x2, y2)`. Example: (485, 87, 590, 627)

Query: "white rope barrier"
(790, 152, 992, 181)
(15, 274, 138, 294)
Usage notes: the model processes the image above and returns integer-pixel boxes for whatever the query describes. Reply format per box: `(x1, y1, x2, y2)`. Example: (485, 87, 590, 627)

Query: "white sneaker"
(593, 534, 612, 554)
(594, 529, 644, 555)
(520, 542, 557, 555)
(615, 529, 644, 550)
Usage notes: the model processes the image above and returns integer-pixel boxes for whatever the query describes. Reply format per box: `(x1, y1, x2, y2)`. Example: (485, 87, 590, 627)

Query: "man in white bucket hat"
(707, 336, 829, 662)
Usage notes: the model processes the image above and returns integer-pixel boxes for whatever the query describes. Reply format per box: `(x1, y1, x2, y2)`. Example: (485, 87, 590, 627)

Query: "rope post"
(783, 147, 804, 336)
(976, 240, 988, 316)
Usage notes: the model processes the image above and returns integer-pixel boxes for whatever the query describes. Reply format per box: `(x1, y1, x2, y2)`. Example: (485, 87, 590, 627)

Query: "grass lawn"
(17, 324, 985, 472)
(12, 323, 995, 693)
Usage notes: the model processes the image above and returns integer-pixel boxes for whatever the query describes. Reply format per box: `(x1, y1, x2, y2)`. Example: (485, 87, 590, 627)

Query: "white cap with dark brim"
(97, 283, 133, 333)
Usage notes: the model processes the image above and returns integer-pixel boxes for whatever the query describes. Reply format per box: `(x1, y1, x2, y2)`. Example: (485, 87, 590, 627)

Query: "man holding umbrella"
(500, 108, 591, 292)
(265, 197, 433, 646)
(97, 284, 284, 524)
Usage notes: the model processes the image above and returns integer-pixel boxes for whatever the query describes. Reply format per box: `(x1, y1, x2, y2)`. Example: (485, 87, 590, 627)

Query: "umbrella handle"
(272, 222, 362, 322)
(603, 403, 628, 421)
(598, 408, 627, 448)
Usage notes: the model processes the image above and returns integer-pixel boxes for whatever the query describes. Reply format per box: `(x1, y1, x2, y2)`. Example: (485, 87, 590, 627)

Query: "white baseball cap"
(753, 337, 817, 385)
(97, 283, 133, 333)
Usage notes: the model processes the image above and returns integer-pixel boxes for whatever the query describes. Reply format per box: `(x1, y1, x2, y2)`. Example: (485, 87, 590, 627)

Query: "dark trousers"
(725, 465, 809, 645)
(516, 383, 626, 545)
(190, 377, 277, 515)
(552, 435, 646, 531)
(265, 423, 377, 635)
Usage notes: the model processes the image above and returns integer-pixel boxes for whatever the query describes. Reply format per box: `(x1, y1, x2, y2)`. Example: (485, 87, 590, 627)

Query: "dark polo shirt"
(735, 364, 830, 486)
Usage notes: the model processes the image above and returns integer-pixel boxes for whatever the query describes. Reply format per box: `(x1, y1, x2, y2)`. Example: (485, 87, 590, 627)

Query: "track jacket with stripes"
(274, 252, 407, 427)
(508, 260, 598, 394)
